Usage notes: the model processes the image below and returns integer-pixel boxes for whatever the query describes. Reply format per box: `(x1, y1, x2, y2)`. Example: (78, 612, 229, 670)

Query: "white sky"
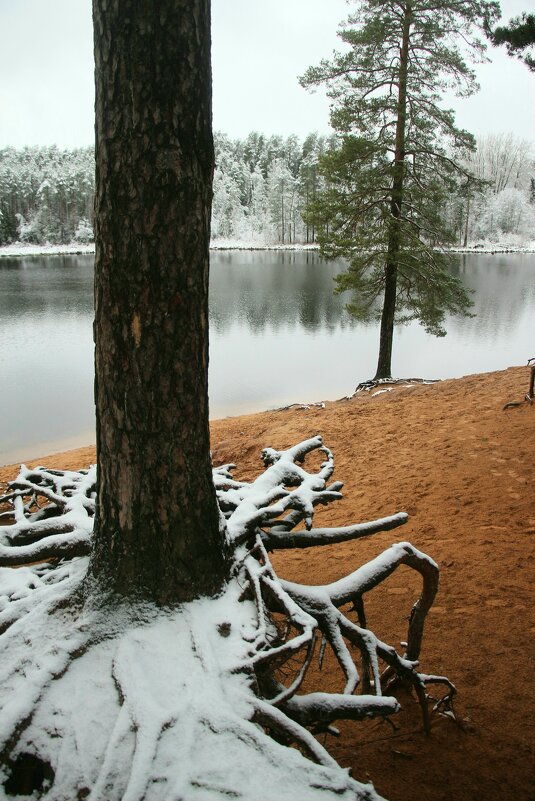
(0, 0, 533, 148)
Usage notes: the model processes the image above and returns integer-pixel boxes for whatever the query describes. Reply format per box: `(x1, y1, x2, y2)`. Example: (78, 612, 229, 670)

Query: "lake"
(1, 250, 534, 464)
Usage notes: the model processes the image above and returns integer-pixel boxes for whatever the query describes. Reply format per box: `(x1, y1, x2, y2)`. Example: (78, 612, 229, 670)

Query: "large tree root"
(0, 436, 454, 801)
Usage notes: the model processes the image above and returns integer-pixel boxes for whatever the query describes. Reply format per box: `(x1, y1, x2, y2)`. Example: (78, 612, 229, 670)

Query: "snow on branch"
(0, 437, 455, 800)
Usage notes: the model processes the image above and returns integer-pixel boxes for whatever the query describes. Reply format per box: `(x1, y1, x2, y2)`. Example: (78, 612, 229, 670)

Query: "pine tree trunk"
(374, 3, 412, 381)
(374, 260, 398, 380)
(89, 0, 228, 605)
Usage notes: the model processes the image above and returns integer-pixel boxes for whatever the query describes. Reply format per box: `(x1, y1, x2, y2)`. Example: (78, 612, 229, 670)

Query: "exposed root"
(352, 378, 438, 396)
(0, 436, 454, 800)
(0, 466, 94, 566)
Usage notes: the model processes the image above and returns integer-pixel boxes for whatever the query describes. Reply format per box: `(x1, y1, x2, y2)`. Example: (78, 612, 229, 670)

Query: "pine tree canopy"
(489, 12, 535, 71)
(300, 0, 500, 378)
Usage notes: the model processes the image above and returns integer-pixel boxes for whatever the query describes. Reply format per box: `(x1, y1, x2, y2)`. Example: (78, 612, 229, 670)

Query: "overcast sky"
(0, 0, 533, 148)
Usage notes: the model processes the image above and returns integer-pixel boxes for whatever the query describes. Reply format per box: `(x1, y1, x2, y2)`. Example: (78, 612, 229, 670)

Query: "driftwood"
(0, 437, 454, 801)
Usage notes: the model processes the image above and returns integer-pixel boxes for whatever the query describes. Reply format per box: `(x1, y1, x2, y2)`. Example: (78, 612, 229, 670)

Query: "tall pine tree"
(301, 0, 499, 381)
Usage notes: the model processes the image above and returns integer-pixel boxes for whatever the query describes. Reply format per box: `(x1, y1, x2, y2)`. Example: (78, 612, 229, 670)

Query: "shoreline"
(1, 242, 535, 259)
(1, 364, 534, 801)
(0, 370, 492, 469)
(0, 365, 529, 472)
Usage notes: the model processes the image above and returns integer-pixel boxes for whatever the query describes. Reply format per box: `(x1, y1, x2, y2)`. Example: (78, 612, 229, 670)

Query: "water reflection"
(456, 254, 535, 340)
(209, 251, 357, 334)
(0, 255, 94, 319)
(1, 250, 534, 464)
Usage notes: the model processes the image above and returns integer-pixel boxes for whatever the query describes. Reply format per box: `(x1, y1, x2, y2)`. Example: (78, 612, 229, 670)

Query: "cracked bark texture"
(90, 0, 228, 603)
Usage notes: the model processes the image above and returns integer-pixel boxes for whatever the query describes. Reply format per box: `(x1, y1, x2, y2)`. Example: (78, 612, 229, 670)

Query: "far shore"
(1, 241, 535, 259)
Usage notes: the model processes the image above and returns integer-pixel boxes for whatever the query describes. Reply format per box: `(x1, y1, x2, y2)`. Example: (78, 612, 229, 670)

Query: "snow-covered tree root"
(352, 378, 438, 396)
(0, 437, 454, 801)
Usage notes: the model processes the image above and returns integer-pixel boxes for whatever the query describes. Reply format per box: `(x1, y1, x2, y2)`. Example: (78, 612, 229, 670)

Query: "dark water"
(1, 250, 534, 464)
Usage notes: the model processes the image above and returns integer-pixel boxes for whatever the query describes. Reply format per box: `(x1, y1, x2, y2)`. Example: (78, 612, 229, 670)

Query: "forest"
(0, 131, 533, 248)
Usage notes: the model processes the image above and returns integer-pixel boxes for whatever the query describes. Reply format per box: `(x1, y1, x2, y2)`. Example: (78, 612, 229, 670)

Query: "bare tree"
(467, 133, 534, 194)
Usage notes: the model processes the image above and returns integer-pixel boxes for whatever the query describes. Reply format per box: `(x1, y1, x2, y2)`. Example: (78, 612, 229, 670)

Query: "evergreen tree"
(301, 0, 499, 381)
(0, 146, 95, 245)
(488, 12, 535, 71)
(1, 129, 530, 250)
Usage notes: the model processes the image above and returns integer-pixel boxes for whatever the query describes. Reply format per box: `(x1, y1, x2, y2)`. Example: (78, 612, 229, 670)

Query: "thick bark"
(89, 0, 228, 604)
(374, 3, 412, 381)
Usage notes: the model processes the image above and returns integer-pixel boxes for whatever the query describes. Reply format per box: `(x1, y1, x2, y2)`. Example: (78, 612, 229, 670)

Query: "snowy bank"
(0, 241, 322, 258)
(447, 241, 535, 254)
(1, 240, 535, 259)
(0, 243, 96, 258)
(209, 240, 321, 251)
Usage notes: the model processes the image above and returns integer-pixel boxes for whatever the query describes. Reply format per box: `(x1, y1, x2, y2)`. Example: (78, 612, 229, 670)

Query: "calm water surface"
(1, 250, 534, 463)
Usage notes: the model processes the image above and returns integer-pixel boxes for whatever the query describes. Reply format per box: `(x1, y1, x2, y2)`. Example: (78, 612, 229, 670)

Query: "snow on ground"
(0, 572, 379, 801)
(0, 446, 391, 800)
(0, 241, 321, 258)
(209, 239, 321, 251)
(0, 243, 96, 258)
(447, 241, 535, 254)
(2, 240, 534, 258)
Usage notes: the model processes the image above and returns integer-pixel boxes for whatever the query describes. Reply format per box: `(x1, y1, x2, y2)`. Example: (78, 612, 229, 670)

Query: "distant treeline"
(0, 132, 533, 247)
(0, 146, 95, 246)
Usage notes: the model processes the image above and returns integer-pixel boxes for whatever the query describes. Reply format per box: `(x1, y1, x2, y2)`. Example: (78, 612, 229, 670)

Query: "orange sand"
(1, 366, 534, 801)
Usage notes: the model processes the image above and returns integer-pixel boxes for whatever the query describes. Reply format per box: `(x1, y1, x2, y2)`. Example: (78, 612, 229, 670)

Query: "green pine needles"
(488, 12, 535, 71)
(301, 0, 500, 380)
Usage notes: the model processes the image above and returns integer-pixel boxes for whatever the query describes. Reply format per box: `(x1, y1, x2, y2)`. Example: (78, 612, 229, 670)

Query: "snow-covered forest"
(445, 133, 535, 246)
(0, 146, 95, 246)
(0, 131, 533, 248)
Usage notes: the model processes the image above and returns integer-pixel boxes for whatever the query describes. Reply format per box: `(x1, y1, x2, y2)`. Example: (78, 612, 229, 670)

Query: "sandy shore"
(1, 366, 534, 801)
